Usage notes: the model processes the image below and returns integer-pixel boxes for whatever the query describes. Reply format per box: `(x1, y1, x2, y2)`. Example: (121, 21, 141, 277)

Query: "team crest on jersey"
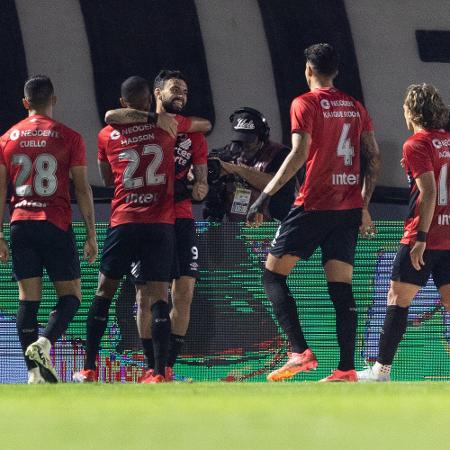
(110, 130, 121, 140)
(10, 129, 20, 141)
(320, 99, 331, 109)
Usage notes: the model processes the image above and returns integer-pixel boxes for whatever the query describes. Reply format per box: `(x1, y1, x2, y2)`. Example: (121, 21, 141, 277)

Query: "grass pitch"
(1, 383, 449, 450)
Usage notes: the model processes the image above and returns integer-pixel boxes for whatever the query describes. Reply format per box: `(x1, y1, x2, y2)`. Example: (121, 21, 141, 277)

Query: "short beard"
(162, 99, 182, 114)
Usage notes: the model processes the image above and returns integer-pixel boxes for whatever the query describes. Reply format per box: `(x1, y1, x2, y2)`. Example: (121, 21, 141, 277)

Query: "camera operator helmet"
(229, 107, 270, 143)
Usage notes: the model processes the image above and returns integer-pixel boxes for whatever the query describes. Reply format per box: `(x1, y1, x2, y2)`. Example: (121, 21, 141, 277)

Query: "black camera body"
(204, 143, 243, 221)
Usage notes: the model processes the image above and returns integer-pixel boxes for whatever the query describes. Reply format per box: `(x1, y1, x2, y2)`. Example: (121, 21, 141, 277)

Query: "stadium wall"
(0, 222, 448, 383)
(3, 0, 450, 189)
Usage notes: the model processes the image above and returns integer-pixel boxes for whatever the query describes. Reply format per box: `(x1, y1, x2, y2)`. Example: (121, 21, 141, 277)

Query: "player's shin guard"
(84, 296, 112, 370)
(167, 334, 185, 368)
(263, 269, 308, 353)
(16, 301, 40, 370)
(151, 300, 171, 376)
(328, 282, 357, 371)
(43, 295, 80, 344)
(378, 305, 409, 365)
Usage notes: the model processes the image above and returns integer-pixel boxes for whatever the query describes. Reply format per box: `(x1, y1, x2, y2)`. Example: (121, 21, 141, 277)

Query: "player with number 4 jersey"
(247, 43, 381, 382)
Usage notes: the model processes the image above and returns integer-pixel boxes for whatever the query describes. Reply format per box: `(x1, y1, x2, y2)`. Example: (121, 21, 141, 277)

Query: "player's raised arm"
(70, 166, 97, 263)
(0, 164, 9, 262)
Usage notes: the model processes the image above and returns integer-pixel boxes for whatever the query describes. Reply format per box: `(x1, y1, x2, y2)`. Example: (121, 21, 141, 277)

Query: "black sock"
(378, 305, 409, 365)
(328, 282, 357, 371)
(167, 334, 185, 368)
(151, 300, 171, 376)
(141, 338, 154, 369)
(84, 296, 112, 370)
(43, 295, 80, 344)
(16, 300, 40, 370)
(263, 269, 308, 354)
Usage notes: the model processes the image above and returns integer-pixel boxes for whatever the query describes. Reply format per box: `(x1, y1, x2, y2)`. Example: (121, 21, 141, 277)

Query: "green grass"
(1, 383, 449, 450)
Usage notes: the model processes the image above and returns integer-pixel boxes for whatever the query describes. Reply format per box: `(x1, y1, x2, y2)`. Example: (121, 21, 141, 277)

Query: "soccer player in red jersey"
(248, 43, 381, 382)
(358, 84, 450, 381)
(104, 70, 209, 382)
(0, 75, 97, 384)
(74, 76, 210, 383)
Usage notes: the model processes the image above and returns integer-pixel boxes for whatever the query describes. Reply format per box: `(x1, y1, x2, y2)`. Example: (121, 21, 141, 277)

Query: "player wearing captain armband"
(357, 84, 450, 381)
(73, 75, 210, 384)
(0, 75, 97, 384)
(247, 43, 381, 382)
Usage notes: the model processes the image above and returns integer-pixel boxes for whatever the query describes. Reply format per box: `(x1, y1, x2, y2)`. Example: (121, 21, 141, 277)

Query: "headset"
(229, 106, 270, 142)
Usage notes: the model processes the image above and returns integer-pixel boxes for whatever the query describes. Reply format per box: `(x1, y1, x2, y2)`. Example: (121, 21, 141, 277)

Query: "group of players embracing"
(1, 43, 449, 384)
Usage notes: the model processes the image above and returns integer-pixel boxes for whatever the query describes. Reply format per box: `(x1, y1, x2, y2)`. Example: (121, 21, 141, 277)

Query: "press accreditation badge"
(231, 187, 252, 215)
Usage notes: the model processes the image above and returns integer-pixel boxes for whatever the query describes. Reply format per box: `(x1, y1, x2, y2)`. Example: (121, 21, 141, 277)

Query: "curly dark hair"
(404, 83, 449, 129)
(304, 43, 339, 76)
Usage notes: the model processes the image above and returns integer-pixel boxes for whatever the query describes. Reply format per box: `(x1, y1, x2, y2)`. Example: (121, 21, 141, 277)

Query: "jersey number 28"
(12, 153, 58, 197)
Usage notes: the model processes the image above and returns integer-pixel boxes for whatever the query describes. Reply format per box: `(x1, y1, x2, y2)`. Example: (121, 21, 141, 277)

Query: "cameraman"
(204, 107, 299, 222)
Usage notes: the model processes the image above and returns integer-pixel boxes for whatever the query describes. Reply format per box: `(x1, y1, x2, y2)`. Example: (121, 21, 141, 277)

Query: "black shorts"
(391, 244, 450, 288)
(10, 220, 80, 282)
(172, 218, 199, 279)
(100, 223, 174, 282)
(270, 206, 362, 266)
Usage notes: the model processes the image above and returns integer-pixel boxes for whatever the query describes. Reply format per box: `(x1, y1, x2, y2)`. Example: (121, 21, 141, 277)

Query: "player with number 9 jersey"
(0, 115, 86, 231)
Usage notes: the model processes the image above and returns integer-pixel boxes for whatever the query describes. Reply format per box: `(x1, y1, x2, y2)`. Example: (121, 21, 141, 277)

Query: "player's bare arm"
(220, 161, 273, 191)
(263, 132, 310, 196)
(70, 166, 98, 264)
(105, 108, 211, 135)
(409, 171, 436, 271)
(105, 109, 178, 138)
(97, 160, 115, 188)
(191, 164, 209, 201)
(105, 108, 148, 124)
(0, 164, 9, 262)
(186, 117, 212, 134)
(246, 132, 310, 225)
(360, 131, 381, 236)
(360, 131, 381, 208)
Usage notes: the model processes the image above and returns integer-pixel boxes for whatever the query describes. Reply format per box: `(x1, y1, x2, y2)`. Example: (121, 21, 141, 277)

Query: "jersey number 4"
(337, 123, 354, 166)
(119, 144, 165, 189)
(12, 153, 57, 197)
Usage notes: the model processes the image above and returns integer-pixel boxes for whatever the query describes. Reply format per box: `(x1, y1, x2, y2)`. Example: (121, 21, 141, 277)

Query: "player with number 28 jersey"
(0, 115, 86, 230)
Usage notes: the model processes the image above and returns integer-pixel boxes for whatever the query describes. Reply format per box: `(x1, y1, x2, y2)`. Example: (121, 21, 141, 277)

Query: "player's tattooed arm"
(98, 160, 115, 187)
(104, 108, 148, 124)
(360, 131, 381, 208)
(71, 166, 98, 263)
(263, 131, 311, 196)
(0, 164, 9, 262)
(105, 109, 211, 136)
(191, 164, 209, 201)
